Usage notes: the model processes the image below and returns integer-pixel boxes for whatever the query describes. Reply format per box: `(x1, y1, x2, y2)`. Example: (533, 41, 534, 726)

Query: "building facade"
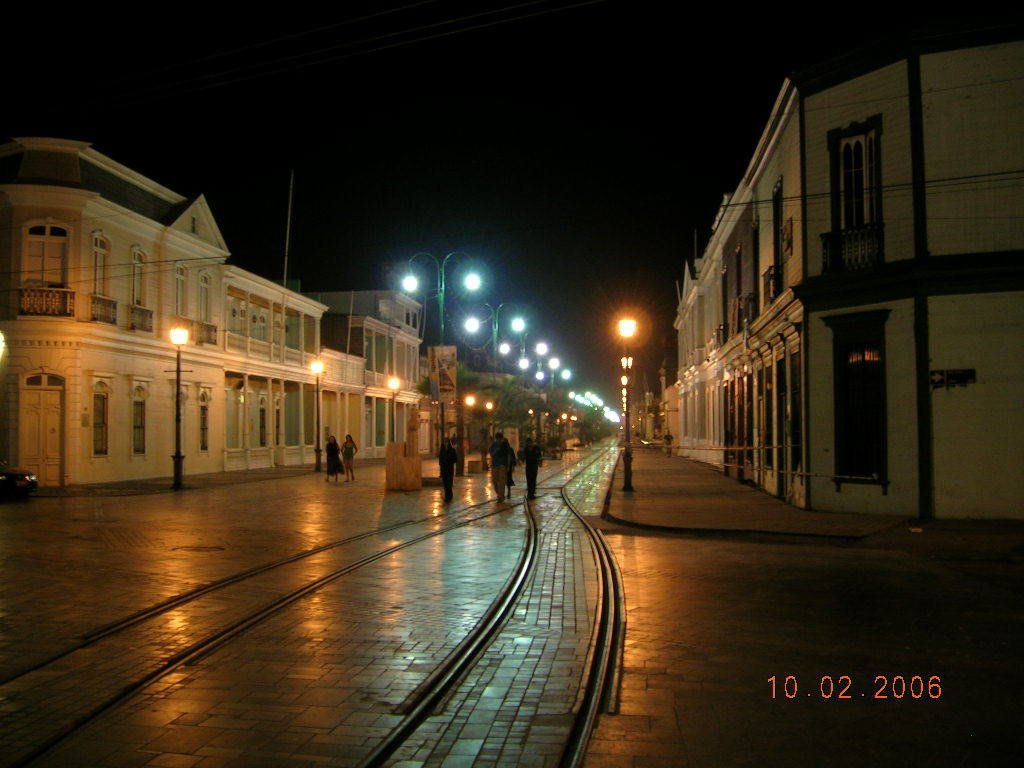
(313, 291, 424, 459)
(0, 137, 405, 486)
(675, 29, 1024, 519)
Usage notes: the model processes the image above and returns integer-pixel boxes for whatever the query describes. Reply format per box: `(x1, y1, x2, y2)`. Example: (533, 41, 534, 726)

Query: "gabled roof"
(0, 137, 229, 253)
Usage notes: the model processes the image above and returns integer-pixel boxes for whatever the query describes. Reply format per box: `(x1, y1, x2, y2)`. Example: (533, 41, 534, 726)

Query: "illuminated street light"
(561, 369, 572, 381)
(311, 359, 325, 471)
(518, 357, 531, 371)
(618, 317, 637, 492)
(169, 326, 190, 490)
(464, 394, 477, 407)
(511, 317, 526, 333)
(464, 317, 482, 334)
(535, 370, 545, 381)
(535, 342, 549, 356)
(548, 357, 560, 370)
(464, 272, 482, 291)
(498, 342, 511, 356)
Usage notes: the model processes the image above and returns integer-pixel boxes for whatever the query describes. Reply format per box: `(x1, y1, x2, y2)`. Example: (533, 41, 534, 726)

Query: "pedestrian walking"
(341, 434, 358, 481)
(664, 432, 674, 456)
(521, 437, 543, 499)
(325, 435, 342, 482)
(439, 436, 458, 503)
(488, 431, 510, 501)
(505, 436, 517, 495)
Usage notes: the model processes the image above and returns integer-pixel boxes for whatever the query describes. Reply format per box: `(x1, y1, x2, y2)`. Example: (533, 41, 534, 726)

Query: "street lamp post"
(463, 303, 523, 368)
(311, 359, 324, 472)
(169, 326, 189, 490)
(618, 318, 637, 492)
(401, 252, 480, 472)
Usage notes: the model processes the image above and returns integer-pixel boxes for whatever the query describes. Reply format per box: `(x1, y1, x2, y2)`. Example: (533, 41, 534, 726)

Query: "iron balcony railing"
(19, 287, 75, 317)
(821, 223, 884, 273)
(90, 295, 117, 325)
(129, 305, 154, 332)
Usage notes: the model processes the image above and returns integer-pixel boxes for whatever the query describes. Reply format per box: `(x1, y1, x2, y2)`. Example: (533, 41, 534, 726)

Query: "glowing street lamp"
(518, 357, 531, 371)
(548, 357, 560, 371)
(310, 359, 325, 471)
(561, 369, 572, 381)
(618, 317, 637, 492)
(169, 326, 190, 490)
(498, 342, 511, 356)
(535, 341, 549, 356)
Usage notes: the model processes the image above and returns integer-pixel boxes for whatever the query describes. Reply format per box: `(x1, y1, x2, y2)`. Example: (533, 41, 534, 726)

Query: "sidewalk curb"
(599, 447, 904, 543)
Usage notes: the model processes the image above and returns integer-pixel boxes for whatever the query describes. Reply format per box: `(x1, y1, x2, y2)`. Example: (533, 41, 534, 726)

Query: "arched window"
(92, 232, 109, 296)
(24, 223, 69, 287)
(132, 385, 148, 455)
(198, 273, 211, 323)
(131, 248, 146, 306)
(93, 381, 111, 456)
(198, 390, 211, 452)
(175, 265, 188, 316)
(258, 396, 268, 447)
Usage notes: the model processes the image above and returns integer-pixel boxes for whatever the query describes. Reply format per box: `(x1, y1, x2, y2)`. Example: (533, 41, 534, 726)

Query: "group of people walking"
(437, 432, 543, 503)
(324, 434, 358, 482)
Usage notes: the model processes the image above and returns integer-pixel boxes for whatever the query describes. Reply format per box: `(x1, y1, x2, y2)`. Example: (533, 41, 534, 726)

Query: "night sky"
(5, 3, 1007, 401)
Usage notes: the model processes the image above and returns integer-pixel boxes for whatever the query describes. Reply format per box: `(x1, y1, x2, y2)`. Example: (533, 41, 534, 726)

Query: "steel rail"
(557, 446, 627, 768)
(0, 458, 574, 688)
(357, 502, 539, 768)
(7, 501, 525, 768)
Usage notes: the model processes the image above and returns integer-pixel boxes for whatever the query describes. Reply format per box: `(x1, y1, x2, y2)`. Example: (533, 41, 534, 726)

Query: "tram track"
(3, 446, 625, 767)
(1, 456, 584, 768)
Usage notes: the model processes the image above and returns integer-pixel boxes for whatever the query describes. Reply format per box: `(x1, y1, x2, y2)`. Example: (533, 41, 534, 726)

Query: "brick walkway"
(585, 448, 1024, 768)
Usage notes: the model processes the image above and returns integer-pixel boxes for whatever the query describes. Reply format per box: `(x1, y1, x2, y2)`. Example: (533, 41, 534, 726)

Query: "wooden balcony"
(821, 223, 884, 273)
(19, 287, 75, 317)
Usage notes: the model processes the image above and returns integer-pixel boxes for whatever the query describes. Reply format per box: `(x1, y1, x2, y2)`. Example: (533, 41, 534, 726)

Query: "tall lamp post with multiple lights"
(401, 252, 480, 473)
(310, 358, 324, 472)
(464, 303, 524, 368)
(169, 326, 190, 490)
(618, 317, 637, 492)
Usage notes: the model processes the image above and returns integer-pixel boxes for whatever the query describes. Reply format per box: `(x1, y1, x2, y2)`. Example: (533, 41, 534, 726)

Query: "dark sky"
(4, 3, 1006, 402)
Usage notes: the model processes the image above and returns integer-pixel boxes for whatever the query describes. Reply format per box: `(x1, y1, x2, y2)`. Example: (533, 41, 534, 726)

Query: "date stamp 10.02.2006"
(769, 675, 943, 701)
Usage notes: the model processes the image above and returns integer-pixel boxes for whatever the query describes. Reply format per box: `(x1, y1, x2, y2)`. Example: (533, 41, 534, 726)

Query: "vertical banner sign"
(436, 346, 457, 408)
(427, 346, 441, 401)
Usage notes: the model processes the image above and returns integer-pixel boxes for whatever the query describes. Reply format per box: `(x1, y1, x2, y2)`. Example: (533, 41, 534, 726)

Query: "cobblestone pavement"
(0, 448, 619, 768)
(584, 449, 1024, 768)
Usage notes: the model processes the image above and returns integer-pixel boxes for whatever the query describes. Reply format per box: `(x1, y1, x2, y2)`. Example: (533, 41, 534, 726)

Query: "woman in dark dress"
(325, 435, 342, 482)
(439, 437, 458, 502)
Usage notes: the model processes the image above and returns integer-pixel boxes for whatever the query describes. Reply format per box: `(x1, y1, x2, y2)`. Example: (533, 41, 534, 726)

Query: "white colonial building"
(0, 137, 419, 486)
(675, 28, 1024, 519)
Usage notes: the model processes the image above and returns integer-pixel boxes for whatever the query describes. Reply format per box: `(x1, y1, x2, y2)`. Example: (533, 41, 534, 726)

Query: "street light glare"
(387, 376, 401, 391)
(465, 395, 476, 407)
(535, 370, 545, 381)
(535, 342, 549, 356)
(401, 274, 418, 293)
(518, 357, 530, 370)
(169, 327, 189, 346)
(464, 317, 481, 334)
(561, 369, 571, 380)
(511, 317, 526, 333)
(464, 272, 482, 291)
(498, 342, 511, 355)
(618, 318, 638, 338)
(310, 359, 324, 375)
(548, 357, 560, 370)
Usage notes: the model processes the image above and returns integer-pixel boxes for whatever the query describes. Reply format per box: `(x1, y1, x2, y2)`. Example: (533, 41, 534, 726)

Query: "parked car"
(0, 461, 38, 500)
